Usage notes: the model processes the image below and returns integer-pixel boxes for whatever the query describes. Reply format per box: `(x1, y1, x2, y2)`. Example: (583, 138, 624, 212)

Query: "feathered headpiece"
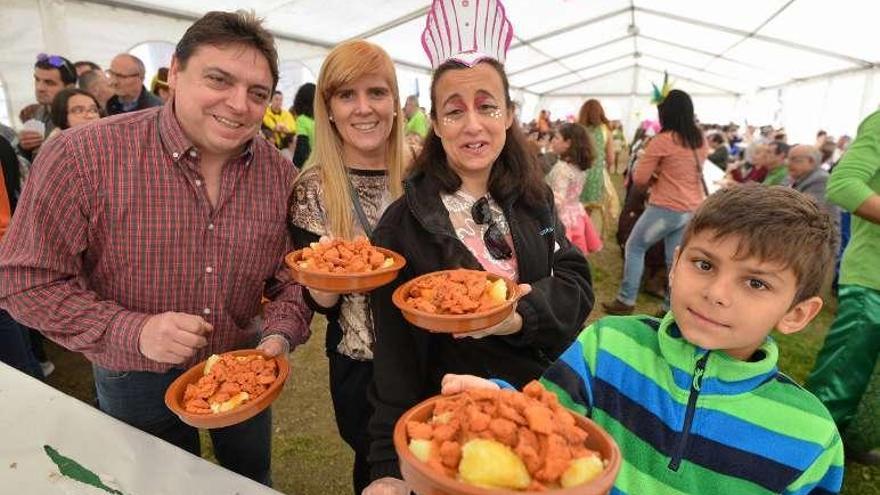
(651, 71, 673, 105)
(421, 0, 514, 70)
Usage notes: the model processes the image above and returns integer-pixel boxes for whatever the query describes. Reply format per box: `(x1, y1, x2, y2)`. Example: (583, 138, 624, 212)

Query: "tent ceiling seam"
(635, 6, 873, 67)
(707, 0, 797, 70)
(522, 53, 633, 88)
(637, 34, 765, 71)
(350, 6, 431, 40)
(509, 7, 630, 49)
(540, 64, 636, 95)
(637, 62, 740, 95)
(507, 34, 631, 77)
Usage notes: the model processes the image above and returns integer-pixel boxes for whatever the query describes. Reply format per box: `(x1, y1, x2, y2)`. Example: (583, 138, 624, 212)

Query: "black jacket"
(367, 170, 594, 480)
(106, 86, 163, 116)
(0, 136, 20, 212)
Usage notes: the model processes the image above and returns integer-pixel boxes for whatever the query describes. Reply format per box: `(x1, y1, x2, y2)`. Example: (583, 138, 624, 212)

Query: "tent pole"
(626, 65, 640, 141)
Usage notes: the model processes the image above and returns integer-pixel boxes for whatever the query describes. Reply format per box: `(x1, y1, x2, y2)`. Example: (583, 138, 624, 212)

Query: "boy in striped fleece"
(444, 184, 844, 494)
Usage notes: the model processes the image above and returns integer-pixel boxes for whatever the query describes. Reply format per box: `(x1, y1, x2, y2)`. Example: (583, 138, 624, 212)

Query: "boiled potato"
(211, 392, 250, 413)
(204, 354, 221, 375)
(560, 454, 605, 488)
(488, 279, 508, 303)
(408, 439, 433, 463)
(459, 439, 530, 489)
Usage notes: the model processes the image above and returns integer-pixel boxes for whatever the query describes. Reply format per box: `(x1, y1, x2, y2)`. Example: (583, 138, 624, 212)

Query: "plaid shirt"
(0, 104, 311, 372)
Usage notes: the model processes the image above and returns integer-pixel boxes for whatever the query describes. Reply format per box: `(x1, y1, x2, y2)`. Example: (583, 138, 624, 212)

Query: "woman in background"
(47, 88, 101, 141)
(603, 89, 709, 316)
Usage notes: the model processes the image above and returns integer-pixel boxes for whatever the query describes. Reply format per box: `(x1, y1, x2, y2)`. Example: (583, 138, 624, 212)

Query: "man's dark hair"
(35, 55, 77, 85)
(78, 70, 104, 91)
(174, 10, 279, 91)
(768, 140, 790, 158)
(74, 60, 101, 73)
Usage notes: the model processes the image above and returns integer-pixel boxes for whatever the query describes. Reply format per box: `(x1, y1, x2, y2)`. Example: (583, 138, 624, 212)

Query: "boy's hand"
(362, 477, 407, 495)
(441, 374, 500, 395)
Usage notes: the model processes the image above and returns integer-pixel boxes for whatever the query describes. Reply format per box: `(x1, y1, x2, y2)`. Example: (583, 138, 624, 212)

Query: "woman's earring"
(329, 115, 334, 122)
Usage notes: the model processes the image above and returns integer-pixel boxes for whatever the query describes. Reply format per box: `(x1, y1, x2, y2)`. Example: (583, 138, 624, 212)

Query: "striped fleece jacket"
(528, 314, 844, 494)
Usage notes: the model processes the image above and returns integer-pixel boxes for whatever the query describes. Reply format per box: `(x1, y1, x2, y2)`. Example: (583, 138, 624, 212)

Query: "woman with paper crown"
(288, 39, 406, 495)
(363, 1, 594, 493)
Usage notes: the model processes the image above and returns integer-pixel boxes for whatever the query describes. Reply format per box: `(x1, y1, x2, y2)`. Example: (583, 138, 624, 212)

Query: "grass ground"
(44, 175, 878, 494)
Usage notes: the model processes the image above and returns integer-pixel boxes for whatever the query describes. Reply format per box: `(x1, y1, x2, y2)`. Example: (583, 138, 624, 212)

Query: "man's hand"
(362, 477, 408, 495)
(308, 287, 340, 309)
(257, 334, 289, 357)
(275, 123, 288, 133)
(138, 312, 212, 364)
(441, 373, 500, 395)
(18, 130, 43, 151)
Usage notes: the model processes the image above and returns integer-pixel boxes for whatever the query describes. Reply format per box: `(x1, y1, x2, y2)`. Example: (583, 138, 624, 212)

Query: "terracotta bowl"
(392, 270, 520, 333)
(285, 247, 406, 293)
(394, 395, 622, 495)
(165, 349, 290, 429)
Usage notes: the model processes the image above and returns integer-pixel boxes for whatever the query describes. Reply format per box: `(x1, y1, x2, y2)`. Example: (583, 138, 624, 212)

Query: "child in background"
(545, 124, 602, 254)
(444, 184, 844, 494)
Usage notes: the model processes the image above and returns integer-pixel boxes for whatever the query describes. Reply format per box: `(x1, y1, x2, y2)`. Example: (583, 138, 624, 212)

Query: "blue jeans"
(0, 309, 43, 379)
(93, 365, 272, 486)
(618, 205, 693, 307)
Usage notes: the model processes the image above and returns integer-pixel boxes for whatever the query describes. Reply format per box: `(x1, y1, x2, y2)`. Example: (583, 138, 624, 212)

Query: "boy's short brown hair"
(679, 184, 837, 304)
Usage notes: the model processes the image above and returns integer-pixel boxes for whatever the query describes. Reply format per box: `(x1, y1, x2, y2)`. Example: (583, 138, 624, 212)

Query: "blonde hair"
(295, 39, 405, 239)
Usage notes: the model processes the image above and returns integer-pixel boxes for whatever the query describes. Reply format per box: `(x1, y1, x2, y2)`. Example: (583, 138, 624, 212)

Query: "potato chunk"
(458, 439, 530, 490)
(560, 454, 605, 488)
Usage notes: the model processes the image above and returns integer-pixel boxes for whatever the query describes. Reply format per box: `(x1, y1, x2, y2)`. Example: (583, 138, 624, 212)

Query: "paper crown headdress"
(421, 0, 514, 70)
(651, 71, 674, 105)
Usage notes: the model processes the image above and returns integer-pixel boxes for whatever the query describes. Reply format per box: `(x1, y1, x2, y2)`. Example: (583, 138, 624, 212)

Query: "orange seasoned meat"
(405, 381, 605, 491)
(297, 236, 393, 273)
(402, 269, 508, 315)
(183, 353, 278, 415)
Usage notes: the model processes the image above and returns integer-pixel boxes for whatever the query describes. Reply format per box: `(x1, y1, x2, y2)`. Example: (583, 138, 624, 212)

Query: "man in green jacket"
(806, 109, 880, 465)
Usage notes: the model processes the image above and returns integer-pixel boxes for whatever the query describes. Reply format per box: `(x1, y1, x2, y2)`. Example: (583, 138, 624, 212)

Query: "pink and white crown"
(421, 0, 514, 69)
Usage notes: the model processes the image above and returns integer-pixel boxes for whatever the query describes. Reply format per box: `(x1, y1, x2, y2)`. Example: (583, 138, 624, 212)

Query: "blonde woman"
(287, 40, 405, 494)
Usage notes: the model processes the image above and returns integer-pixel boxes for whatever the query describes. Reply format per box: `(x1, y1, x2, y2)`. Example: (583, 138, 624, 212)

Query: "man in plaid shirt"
(0, 11, 311, 486)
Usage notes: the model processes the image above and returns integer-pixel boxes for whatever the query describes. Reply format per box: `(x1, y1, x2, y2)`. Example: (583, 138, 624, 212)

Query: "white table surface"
(0, 361, 283, 495)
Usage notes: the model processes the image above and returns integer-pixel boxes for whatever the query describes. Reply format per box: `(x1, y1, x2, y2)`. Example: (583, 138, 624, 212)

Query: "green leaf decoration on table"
(44, 445, 126, 495)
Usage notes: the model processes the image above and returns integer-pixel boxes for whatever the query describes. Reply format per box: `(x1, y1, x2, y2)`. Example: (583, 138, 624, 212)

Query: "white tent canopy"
(2, 0, 879, 141)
